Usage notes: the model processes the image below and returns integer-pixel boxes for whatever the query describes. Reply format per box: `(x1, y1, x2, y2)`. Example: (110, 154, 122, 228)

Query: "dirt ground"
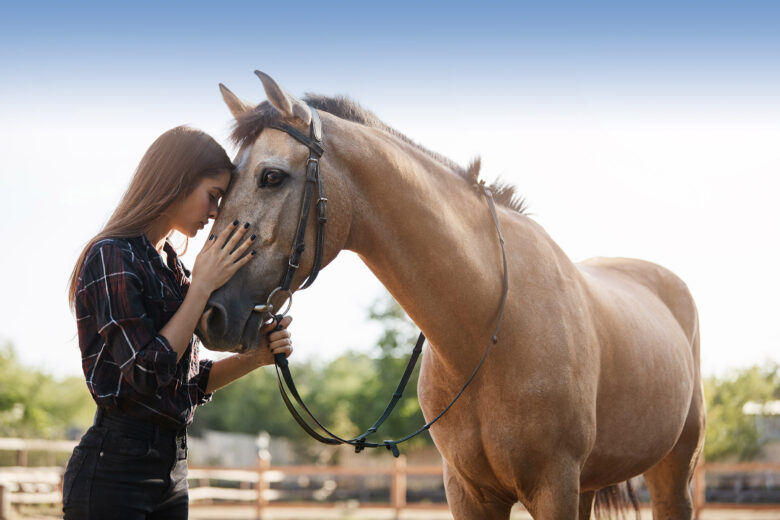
(12, 504, 780, 519)
(186, 505, 780, 520)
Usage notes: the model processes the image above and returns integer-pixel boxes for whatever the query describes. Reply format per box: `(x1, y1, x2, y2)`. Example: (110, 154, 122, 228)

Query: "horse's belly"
(581, 333, 695, 487)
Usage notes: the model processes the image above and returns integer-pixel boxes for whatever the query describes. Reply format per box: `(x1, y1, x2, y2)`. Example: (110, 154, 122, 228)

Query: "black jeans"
(62, 408, 189, 519)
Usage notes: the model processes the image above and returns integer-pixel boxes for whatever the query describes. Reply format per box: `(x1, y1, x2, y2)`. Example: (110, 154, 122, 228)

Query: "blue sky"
(1, 1, 778, 377)
(4, 2, 779, 95)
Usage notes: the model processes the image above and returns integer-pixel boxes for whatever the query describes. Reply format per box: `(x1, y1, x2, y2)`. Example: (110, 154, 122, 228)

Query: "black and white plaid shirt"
(75, 235, 212, 430)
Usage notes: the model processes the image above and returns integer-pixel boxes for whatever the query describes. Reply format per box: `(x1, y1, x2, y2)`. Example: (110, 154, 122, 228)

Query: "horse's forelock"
(230, 101, 283, 149)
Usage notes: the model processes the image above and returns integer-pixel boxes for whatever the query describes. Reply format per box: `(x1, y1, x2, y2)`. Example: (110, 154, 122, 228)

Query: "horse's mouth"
(238, 310, 265, 353)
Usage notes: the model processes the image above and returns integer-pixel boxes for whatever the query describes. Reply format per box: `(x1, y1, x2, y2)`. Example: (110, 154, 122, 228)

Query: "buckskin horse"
(196, 71, 705, 520)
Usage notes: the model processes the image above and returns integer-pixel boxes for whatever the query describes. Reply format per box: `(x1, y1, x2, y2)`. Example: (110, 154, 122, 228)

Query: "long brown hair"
(67, 126, 234, 310)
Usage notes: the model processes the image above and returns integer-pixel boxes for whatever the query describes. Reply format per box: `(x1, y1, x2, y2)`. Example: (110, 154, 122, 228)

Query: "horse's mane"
(230, 95, 527, 214)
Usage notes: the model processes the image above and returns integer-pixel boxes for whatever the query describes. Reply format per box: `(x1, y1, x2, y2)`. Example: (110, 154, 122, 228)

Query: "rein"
(255, 108, 510, 457)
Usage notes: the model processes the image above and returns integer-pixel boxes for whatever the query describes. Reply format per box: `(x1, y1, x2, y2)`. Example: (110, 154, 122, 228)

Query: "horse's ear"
(219, 83, 252, 118)
(254, 70, 312, 126)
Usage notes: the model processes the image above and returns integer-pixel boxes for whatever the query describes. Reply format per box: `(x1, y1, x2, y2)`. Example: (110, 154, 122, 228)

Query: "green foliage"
(192, 294, 431, 449)
(17, 298, 779, 466)
(703, 363, 779, 461)
(0, 340, 94, 439)
(189, 360, 317, 440)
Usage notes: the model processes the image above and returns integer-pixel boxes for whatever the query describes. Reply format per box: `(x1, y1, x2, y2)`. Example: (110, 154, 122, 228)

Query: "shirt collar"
(135, 234, 187, 277)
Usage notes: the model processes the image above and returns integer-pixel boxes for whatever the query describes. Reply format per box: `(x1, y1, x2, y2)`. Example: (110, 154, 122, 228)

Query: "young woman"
(63, 126, 292, 519)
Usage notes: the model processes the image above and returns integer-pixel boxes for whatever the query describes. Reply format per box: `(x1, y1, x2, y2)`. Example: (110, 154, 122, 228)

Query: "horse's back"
(578, 256, 698, 350)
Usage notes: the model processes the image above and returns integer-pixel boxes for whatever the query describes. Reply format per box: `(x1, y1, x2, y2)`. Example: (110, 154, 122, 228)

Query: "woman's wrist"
(187, 279, 213, 303)
(243, 354, 265, 369)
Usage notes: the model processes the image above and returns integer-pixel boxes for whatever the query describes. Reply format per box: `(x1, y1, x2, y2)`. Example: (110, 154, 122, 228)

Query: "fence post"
(390, 455, 407, 520)
(0, 483, 8, 520)
(256, 454, 270, 520)
(16, 448, 26, 467)
(692, 462, 705, 518)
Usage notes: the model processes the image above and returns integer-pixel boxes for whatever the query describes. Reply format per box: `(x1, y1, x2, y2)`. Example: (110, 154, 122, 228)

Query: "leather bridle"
(253, 108, 327, 322)
(253, 107, 510, 457)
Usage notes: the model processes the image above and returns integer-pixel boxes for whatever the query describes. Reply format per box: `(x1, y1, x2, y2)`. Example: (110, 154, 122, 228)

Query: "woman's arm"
(159, 283, 211, 361)
(205, 317, 293, 393)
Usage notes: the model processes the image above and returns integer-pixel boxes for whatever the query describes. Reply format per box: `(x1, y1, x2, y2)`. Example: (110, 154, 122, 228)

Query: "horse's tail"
(594, 480, 640, 519)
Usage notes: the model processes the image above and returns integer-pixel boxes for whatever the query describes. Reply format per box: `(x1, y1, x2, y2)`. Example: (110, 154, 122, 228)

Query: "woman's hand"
(205, 316, 294, 392)
(191, 220, 256, 295)
(242, 315, 294, 368)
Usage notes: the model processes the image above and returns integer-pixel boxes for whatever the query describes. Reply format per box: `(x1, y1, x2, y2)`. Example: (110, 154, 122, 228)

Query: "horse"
(196, 71, 705, 520)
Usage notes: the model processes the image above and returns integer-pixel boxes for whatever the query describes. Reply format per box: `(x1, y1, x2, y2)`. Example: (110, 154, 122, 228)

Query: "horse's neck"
(336, 124, 514, 367)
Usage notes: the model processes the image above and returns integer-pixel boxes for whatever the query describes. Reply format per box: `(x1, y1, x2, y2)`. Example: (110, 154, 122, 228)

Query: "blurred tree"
(190, 359, 316, 440)
(703, 363, 779, 461)
(192, 293, 432, 449)
(356, 296, 429, 447)
(0, 340, 93, 438)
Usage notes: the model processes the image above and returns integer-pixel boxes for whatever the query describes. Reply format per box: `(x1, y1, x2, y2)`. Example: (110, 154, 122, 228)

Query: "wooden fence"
(1, 437, 780, 519)
(188, 455, 447, 518)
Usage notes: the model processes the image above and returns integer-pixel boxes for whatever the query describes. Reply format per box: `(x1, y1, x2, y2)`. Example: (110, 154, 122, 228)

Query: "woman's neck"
(145, 219, 172, 253)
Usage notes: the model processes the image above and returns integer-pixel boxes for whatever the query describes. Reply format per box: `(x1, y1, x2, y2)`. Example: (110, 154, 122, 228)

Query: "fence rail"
(1, 437, 779, 519)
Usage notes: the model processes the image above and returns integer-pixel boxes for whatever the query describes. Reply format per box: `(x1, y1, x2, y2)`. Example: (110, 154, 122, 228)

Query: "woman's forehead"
(202, 170, 232, 191)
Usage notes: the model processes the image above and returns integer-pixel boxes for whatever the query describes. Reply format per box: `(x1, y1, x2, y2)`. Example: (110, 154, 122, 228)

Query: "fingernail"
(243, 222, 250, 229)
(251, 251, 257, 256)
(250, 234, 256, 241)
(208, 234, 215, 240)
(232, 219, 239, 226)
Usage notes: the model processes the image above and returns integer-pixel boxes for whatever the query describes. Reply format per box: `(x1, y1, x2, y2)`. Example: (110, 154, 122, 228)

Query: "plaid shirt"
(75, 235, 212, 430)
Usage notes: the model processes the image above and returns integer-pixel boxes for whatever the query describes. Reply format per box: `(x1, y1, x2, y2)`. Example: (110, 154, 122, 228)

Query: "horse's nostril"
(201, 303, 228, 340)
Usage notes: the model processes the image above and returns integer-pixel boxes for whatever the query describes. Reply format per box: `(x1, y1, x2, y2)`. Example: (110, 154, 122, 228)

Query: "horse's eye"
(259, 169, 287, 187)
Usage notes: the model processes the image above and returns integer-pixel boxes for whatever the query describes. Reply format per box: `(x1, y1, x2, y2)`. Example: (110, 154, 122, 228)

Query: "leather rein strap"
(266, 108, 510, 457)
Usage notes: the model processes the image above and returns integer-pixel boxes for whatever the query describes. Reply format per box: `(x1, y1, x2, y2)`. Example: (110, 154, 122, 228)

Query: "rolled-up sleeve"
(81, 243, 178, 395)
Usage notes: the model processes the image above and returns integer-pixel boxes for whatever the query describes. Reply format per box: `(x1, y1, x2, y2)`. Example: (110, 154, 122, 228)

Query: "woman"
(63, 126, 291, 519)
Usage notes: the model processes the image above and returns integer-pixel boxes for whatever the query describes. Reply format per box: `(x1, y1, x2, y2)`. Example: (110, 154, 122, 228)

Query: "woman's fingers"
(224, 221, 250, 252)
(232, 231, 256, 257)
(260, 316, 292, 337)
(229, 249, 256, 272)
(269, 337, 292, 348)
(201, 233, 217, 252)
(268, 329, 291, 343)
(269, 339, 293, 358)
(217, 220, 241, 248)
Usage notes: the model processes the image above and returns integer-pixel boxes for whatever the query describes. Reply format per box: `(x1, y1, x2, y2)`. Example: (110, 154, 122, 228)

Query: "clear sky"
(1, 1, 778, 378)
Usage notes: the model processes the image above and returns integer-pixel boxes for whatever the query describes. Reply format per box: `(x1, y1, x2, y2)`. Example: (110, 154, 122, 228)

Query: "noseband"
(252, 106, 509, 457)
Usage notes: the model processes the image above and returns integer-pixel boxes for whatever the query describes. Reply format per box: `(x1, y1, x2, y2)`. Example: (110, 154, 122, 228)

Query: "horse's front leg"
(521, 459, 582, 520)
(443, 462, 513, 520)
